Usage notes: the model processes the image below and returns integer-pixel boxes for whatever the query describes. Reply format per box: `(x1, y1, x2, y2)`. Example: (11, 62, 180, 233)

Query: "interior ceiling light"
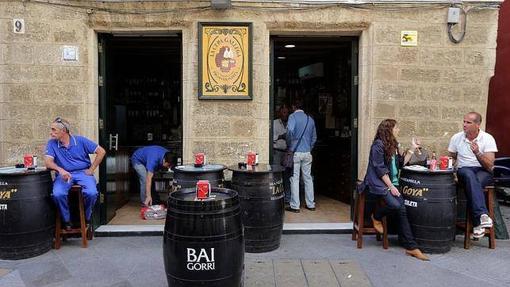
(284, 44, 295, 48)
(278, 56, 286, 59)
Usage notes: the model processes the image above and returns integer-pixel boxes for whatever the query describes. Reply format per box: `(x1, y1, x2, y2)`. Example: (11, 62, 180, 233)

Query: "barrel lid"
(402, 166, 454, 174)
(0, 166, 49, 175)
(170, 187, 237, 202)
(228, 164, 284, 173)
(173, 164, 226, 173)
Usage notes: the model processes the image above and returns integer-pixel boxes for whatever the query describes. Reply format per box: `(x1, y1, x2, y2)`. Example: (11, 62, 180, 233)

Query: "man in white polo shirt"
(448, 111, 498, 238)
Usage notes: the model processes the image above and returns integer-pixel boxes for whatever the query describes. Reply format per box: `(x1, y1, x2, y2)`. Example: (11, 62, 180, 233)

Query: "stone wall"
(0, 1, 501, 180)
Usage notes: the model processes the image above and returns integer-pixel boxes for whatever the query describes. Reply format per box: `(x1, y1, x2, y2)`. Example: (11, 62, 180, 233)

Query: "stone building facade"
(0, 0, 502, 180)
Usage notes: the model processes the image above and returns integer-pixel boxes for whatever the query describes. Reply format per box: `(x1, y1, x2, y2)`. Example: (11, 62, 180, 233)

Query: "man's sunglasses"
(53, 117, 69, 132)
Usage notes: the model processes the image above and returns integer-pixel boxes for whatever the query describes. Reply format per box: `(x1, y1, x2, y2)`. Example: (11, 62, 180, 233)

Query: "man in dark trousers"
(131, 145, 173, 206)
(286, 101, 317, 213)
(45, 117, 106, 230)
(448, 111, 498, 238)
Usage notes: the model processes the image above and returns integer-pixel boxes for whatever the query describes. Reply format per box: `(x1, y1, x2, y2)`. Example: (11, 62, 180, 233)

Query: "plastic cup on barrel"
(439, 156, 449, 170)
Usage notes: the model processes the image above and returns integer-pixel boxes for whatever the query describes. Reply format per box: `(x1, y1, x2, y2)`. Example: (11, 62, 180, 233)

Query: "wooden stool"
(54, 185, 92, 249)
(352, 191, 388, 249)
(456, 186, 496, 249)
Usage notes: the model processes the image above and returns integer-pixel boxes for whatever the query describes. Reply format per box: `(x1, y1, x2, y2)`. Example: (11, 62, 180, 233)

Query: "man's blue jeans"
(289, 152, 314, 209)
(457, 167, 493, 226)
(133, 163, 148, 204)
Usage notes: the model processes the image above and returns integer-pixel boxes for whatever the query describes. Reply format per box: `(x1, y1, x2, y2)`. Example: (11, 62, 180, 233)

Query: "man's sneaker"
(285, 206, 300, 213)
(473, 225, 485, 239)
(479, 214, 493, 228)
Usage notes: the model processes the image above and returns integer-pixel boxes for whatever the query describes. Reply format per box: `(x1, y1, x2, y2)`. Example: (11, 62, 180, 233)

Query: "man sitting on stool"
(448, 111, 498, 238)
(45, 117, 106, 230)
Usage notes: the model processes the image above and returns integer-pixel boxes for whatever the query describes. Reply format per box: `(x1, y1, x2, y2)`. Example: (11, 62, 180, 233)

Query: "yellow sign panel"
(401, 30, 418, 46)
(199, 23, 252, 99)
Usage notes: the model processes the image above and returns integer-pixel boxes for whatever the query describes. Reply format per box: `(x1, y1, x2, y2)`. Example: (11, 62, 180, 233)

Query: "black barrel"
(229, 164, 285, 253)
(0, 167, 55, 260)
(172, 164, 226, 190)
(400, 168, 456, 253)
(164, 187, 244, 287)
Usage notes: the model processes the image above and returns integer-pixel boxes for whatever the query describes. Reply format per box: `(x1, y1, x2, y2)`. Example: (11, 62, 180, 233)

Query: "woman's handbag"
(281, 151, 294, 169)
(281, 116, 309, 169)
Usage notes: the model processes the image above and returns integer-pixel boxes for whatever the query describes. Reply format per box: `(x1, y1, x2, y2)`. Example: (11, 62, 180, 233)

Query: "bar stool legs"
(352, 191, 388, 249)
(462, 186, 496, 249)
(54, 185, 90, 249)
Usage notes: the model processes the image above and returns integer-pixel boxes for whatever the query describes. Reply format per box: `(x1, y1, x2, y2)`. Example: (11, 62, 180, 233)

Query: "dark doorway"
(97, 34, 182, 225)
(271, 36, 358, 212)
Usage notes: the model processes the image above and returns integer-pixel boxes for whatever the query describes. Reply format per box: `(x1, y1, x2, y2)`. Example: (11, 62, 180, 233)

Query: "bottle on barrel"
(429, 152, 437, 171)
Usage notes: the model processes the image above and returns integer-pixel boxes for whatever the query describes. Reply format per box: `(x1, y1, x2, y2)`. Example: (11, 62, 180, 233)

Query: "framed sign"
(198, 22, 252, 100)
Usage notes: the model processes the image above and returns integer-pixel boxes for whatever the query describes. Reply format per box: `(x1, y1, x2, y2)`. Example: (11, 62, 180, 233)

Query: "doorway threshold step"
(94, 222, 353, 237)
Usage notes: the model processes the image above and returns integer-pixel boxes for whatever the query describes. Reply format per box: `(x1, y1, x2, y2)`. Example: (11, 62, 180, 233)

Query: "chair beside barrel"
(352, 189, 389, 249)
(54, 185, 93, 249)
(0, 168, 55, 260)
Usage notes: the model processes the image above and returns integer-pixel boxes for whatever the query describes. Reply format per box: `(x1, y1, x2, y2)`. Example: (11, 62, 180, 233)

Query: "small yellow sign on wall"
(401, 31, 418, 46)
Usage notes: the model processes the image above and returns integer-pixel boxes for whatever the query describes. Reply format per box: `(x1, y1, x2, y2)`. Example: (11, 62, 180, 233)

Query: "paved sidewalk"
(1, 233, 509, 287)
(1, 204, 509, 287)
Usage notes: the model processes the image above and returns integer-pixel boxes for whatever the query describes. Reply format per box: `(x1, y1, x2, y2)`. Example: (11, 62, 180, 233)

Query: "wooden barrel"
(400, 168, 456, 253)
(172, 164, 225, 190)
(164, 187, 244, 287)
(0, 167, 55, 260)
(230, 164, 285, 253)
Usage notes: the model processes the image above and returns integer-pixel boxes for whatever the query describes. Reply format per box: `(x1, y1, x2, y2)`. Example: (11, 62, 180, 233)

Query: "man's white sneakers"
(479, 214, 493, 228)
(473, 225, 485, 239)
(472, 214, 493, 239)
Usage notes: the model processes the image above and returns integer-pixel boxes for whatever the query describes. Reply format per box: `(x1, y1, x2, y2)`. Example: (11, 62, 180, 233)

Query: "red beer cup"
(247, 152, 256, 166)
(194, 153, 205, 166)
(439, 156, 449, 170)
(24, 154, 33, 167)
(196, 180, 211, 199)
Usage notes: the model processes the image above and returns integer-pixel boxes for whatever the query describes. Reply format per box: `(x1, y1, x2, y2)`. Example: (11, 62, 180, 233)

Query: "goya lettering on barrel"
(0, 188, 18, 200)
(272, 179, 283, 196)
(401, 186, 428, 197)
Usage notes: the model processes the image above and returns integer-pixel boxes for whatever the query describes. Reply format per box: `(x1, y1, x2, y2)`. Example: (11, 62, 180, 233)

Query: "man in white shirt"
(273, 105, 290, 203)
(448, 112, 498, 238)
(273, 105, 289, 165)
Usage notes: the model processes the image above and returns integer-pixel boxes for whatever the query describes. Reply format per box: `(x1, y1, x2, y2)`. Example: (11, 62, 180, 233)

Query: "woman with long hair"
(359, 119, 429, 261)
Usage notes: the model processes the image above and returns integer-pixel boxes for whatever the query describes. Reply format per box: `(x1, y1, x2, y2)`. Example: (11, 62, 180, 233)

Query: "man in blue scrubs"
(131, 146, 173, 206)
(44, 117, 106, 230)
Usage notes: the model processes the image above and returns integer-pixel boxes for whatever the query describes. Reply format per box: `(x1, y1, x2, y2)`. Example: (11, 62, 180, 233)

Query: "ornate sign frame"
(198, 22, 253, 100)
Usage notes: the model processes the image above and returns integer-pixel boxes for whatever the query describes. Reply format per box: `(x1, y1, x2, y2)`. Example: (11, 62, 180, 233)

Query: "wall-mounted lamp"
(211, 0, 231, 9)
